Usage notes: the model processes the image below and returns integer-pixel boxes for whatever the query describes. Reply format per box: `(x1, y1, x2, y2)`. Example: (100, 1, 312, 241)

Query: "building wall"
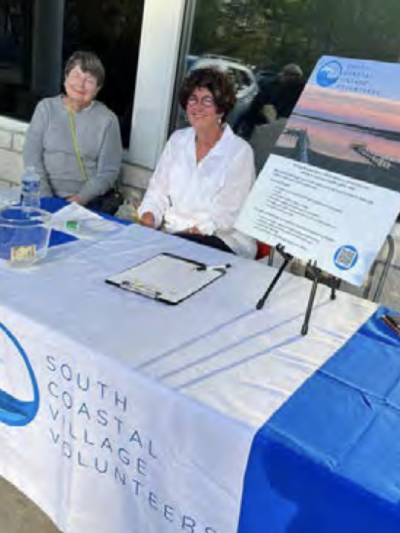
(0, 0, 186, 201)
(0, 117, 151, 202)
(0, 118, 27, 186)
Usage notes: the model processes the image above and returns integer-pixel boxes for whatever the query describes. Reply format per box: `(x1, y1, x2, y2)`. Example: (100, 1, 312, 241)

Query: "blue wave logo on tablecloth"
(317, 60, 342, 87)
(0, 322, 39, 426)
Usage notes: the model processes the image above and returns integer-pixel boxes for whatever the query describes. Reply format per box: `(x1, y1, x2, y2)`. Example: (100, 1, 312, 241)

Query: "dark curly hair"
(179, 68, 236, 121)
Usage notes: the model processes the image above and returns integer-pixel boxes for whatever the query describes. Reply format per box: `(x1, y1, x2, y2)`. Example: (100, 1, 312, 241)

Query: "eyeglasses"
(68, 69, 98, 88)
(187, 95, 215, 108)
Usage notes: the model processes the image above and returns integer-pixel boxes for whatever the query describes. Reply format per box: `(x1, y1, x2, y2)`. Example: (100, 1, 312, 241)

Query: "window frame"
(0, 0, 189, 172)
(125, 0, 188, 169)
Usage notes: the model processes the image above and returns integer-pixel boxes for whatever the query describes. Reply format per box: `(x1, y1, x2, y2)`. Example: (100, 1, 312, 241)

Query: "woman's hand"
(66, 195, 83, 205)
(140, 212, 156, 228)
(184, 226, 201, 234)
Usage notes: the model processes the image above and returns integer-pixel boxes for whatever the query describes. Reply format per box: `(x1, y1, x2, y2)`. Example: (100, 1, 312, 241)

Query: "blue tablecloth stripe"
(238, 307, 400, 533)
(40, 197, 130, 248)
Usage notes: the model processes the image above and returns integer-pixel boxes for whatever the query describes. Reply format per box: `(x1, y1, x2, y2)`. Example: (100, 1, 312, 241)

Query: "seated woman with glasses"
(138, 67, 256, 258)
(23, 51, 122, 212)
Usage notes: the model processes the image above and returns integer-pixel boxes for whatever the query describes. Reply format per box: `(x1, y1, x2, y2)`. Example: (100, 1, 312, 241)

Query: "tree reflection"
(190, 0, 400, 77)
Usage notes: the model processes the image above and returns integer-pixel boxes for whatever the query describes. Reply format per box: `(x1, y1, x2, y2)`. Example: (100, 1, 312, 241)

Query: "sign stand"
(256, 247, 341, 336)
(237, 56, 400, 337)
(256, 244, 293, 310)
(301, 263, 341, 335)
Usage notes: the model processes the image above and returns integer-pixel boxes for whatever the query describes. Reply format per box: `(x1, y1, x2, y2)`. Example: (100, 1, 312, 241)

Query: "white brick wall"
(0, 148, 24, 184)
(0, 130, 12, 150)
(0, 118, 28, 186)
(12, 132, 26, 153)
(0, 119, 152, 198)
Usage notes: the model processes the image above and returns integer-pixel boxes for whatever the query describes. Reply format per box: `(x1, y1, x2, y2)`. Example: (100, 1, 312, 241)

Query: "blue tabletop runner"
(41, 197, 130, 248)
(41, 197, 78, 248)
(238, 307, 400, 533)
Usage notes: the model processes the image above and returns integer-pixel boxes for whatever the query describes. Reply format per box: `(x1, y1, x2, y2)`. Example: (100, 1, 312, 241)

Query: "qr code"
(335, 247, 357, 269)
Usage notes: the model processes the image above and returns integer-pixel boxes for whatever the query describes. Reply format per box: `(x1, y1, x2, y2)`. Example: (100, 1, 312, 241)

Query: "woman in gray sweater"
(23, 51, 122, 209)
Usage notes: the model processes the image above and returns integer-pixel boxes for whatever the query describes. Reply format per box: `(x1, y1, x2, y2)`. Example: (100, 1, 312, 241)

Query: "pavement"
(0, 476, 59, 533)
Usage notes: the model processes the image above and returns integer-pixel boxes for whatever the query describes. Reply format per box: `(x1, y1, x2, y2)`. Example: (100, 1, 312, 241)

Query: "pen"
(196, 263, 231, 272)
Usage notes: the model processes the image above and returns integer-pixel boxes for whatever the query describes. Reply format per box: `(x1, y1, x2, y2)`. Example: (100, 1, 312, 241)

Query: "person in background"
(23, 51, 122, 211)
(138, 67, 256, 259)
(266, 63, 305, 119)
(241, 63, 305, 139)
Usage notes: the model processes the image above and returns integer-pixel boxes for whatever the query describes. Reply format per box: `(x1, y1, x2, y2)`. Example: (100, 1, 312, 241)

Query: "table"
(239, 306, 400, 533)
(0, 207, 396, 533)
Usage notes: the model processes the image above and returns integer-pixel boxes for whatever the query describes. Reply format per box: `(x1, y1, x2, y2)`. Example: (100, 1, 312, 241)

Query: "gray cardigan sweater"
(23, 96, 122, 204)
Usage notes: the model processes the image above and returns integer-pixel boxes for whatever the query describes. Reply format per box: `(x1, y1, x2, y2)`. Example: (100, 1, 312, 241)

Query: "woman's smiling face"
(64, 65, 100, 108)
(186, 87, 222, 132)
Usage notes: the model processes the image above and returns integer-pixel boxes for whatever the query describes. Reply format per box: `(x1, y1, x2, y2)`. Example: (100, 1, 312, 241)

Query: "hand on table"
(183, 226, 201, 235)
(140, 212, 156, 228)
(66, 195, 84, 205)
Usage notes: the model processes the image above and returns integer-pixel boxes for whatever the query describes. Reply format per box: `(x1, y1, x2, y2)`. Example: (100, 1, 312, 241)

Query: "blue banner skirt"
(238, 307, 400, 533)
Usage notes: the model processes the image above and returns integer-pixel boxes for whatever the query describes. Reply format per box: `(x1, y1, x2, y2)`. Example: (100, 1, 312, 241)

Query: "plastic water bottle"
(21, 167, 41, 208)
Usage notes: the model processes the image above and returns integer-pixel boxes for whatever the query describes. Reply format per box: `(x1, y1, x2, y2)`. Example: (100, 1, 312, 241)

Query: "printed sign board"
(236, 56, 400, 285)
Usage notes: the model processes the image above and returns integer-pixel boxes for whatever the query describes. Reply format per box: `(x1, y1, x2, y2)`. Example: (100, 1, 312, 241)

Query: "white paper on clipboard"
(105, 253, 226, 304)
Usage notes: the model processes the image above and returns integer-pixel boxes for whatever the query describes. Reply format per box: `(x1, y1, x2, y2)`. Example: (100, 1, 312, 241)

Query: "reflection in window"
(174, 0, 400, 138)
(0, 0, 32, 117)
(0, 0, 144, 147)
(64, 0, 144, 146)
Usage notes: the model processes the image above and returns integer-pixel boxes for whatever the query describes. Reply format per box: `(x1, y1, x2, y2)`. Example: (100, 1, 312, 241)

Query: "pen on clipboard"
(196, 263, 231, 272)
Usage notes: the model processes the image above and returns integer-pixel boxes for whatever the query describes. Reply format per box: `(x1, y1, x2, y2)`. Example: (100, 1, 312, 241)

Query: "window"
(172, 0, 400, 138)
(0, 0, 145, 147)
(64, 0, 144, 147)
(0, 0, 32, 117)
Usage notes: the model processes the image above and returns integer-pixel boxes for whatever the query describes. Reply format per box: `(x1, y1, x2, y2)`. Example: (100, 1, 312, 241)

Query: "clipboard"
(105, 253, 228, 305)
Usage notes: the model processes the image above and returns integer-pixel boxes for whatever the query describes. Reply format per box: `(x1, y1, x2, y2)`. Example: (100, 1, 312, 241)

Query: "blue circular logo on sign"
(0, 322, 39, 426)
(317, 60, 342, 87)
(334, 245, 358, 271)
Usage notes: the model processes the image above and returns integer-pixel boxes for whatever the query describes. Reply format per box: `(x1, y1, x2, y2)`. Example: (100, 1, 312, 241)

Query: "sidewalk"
(0, 476, 59, 533)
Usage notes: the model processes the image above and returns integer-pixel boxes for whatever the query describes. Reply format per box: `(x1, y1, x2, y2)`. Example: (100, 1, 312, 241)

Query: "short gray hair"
(64, 51, 105, 87)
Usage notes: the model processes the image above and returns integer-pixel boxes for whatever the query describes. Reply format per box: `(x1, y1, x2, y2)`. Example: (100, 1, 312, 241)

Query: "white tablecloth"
(0, 224, 376, 533)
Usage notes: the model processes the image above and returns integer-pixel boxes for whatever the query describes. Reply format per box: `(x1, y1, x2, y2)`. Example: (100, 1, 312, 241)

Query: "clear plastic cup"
(0, 206, 52, 267)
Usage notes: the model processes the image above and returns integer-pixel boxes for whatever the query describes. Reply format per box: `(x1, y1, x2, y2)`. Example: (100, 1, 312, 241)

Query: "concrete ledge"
(0, 116, 29, 134)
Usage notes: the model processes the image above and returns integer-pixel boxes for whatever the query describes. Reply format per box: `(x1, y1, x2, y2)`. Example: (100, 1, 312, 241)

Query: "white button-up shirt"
(138, 125, 257, 258)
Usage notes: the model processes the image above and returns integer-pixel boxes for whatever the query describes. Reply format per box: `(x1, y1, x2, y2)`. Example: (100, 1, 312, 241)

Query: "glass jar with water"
(0, 206, 51, 267)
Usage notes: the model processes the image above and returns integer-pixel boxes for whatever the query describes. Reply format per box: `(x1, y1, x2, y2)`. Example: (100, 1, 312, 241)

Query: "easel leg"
(301, 269, 321, 336)
(301, 268, 340, 335)
(256, 258, 291, 309)
(257, 249, 292, 310)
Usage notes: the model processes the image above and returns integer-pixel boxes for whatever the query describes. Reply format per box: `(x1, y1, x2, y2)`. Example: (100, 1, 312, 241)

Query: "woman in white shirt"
(138, 68, 256, 258)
